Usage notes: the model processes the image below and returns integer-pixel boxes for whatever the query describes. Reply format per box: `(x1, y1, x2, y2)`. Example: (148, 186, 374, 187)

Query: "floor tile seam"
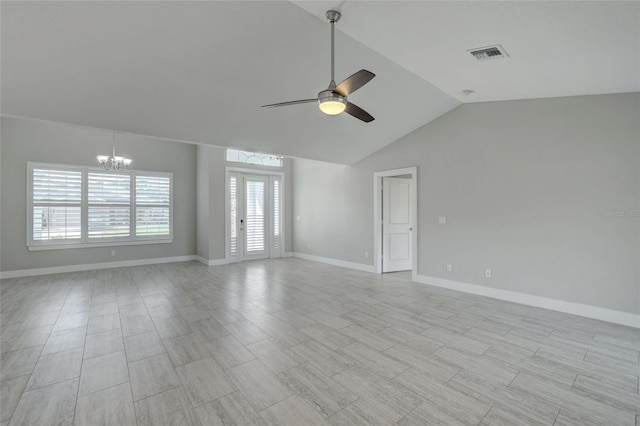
(18, 375, 79, 394)
(276, 360, 311, 377)
(71, 315, 91, 426)
(443, 366, 465, 385)
(506, 370, 520, 387)
(226, 359, 295, 413)
(392, 401, 420, 425)
(182, 386, 237, 411)
(118, 311, 141, 426)
(16, 301, 72, 393)
(130, 380, 182, 404)
(323, 395, 363, 422)
(1, 340, 46, 357)
(0, 375, 34, 425)
(473, 403, 494, 426)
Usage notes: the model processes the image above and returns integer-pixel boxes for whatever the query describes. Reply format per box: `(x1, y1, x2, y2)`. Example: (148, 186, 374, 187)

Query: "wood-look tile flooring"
(1, 259, 639, 425)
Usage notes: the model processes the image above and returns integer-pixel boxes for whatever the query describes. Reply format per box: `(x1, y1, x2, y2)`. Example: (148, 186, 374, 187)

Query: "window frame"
(27, 162, 173, 251)
(226, 149, 283, 168)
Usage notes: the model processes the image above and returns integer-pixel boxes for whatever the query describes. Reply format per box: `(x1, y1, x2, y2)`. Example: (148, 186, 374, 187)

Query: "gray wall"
(196, 145, 294, 261)
(0, 116, 197, 271)
(293, 93, 640, 314)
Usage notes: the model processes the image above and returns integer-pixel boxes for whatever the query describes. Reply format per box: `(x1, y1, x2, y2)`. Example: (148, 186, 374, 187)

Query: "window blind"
(229, 175, 238, 256)
(135, 175, 171, 236)
(88, 172, 131, 238)
(32, 168, 82, 241)
(272, 178, 280, 251)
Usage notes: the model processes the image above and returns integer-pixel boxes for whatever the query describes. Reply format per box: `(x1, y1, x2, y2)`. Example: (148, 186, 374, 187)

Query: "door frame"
(225, 167, 286, 263)
(373, 166, 417, 278)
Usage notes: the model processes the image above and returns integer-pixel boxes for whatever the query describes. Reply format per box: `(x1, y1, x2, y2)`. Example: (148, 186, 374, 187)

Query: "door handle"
(408, 227, 413, 231)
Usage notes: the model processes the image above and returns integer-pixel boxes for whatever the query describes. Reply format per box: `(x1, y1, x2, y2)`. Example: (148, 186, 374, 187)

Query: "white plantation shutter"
(229, 175, 238, 256)
(272, 178, 281, 253)
(136, 175, 171, 237)
(28, 163, 173, 249)
(245, 179, 265, 253)
(88, 172, 131, 238)
(31, 168, 82, 241)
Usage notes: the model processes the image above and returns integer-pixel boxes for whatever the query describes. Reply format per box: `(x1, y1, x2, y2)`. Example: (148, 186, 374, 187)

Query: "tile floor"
(0, 258, 639, 425)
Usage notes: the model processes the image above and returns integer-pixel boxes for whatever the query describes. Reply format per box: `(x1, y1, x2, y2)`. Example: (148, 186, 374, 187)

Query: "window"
(28, 163, 172, 250)
(226, 149, 283, 167)
(31, 167, 82, 241)
(88, 172, 131, 239)
(135, 174, 171, 237)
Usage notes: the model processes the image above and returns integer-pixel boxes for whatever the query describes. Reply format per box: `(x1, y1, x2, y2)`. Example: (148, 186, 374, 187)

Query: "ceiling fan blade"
(261, 99, 317, 108)
(345, 102, 374, 123)
(333, 69, 375, 97)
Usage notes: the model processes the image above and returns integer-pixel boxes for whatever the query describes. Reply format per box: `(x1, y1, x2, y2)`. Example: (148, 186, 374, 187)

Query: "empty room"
(1, 1, 639, 425)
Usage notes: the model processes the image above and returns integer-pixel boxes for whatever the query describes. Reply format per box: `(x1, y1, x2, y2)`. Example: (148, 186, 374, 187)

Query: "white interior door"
(382, 177, 413, 272)
(228, 172, 282, 263)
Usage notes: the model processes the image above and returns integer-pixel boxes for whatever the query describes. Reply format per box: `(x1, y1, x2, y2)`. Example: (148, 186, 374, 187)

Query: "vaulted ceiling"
(2, 1, 638, 164)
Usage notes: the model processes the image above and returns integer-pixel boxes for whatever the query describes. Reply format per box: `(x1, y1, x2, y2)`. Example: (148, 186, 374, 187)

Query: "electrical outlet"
(439, 216, 447, 225)
(111, 250, 116, 257)
(485, 269, 492, 278)
(446, 264, 452, 272)
(307, 243, 311, 250)
(364, 252, 369, 259)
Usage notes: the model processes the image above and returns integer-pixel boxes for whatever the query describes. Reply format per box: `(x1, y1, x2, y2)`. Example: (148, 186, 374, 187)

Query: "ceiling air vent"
(468, 44, 509, 61)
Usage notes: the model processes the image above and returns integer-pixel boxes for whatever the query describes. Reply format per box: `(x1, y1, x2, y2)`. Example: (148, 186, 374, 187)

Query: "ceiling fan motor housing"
(318, 90, 347, 115)
(326, 10, 341, 23)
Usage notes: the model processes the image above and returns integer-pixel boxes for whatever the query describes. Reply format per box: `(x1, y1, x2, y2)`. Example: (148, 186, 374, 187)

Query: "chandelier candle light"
(96, 146, 132, 171)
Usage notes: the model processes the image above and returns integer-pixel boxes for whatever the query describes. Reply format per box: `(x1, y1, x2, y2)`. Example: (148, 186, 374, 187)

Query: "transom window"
(28, 162, 172, 250)
(226, 149, 283, 167)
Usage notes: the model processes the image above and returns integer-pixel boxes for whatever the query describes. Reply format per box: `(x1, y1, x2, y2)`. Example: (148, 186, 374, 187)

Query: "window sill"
(27, 238, 173, 251)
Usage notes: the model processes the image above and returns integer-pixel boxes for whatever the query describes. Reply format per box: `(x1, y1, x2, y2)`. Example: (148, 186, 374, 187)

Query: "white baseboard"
(292, 252, 375, 273)
(414, 274, 640, 329)
(195, 257, 228, 266)
(283, 252, 294, 258)
(0, 255, 198, 279)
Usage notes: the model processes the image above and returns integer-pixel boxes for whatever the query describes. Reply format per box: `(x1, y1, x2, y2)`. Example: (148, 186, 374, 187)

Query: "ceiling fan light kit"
(318, 90, 347, 115)
(262, 10, 375, 123)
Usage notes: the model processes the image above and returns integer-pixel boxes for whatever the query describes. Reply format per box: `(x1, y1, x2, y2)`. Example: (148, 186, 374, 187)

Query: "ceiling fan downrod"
(326, 10, 341, 89)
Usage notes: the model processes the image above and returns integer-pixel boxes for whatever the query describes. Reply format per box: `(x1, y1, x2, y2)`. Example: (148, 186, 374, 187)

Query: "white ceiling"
(2, 2, 638, 164)
(295, 1, 640, 103)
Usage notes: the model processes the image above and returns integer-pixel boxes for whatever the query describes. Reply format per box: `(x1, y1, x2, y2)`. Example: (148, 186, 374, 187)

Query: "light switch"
(439, 216, 447, 225)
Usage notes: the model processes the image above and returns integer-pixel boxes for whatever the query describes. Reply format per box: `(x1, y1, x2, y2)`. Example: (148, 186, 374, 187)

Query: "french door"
(227, 171, 283, 262)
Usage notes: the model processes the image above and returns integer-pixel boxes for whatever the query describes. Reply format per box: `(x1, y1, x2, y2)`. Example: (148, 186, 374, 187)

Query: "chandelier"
(96, 145, 132, 171)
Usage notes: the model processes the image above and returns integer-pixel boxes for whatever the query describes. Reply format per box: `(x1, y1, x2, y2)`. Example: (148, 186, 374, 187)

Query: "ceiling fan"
(262, 10, 375, 123)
